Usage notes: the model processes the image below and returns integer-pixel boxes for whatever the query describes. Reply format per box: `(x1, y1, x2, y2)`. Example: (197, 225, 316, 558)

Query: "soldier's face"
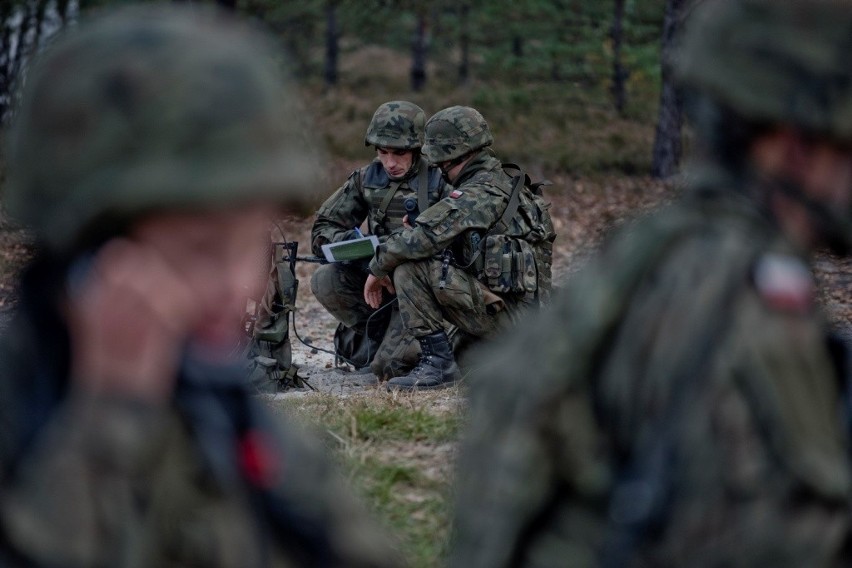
(376, 147, 414, 179)
(752, 129, 852, 253)
(129, 205, 272, 354)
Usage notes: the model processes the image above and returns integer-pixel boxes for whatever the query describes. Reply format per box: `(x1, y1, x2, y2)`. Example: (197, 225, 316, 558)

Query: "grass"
(272, 388, 466, 568)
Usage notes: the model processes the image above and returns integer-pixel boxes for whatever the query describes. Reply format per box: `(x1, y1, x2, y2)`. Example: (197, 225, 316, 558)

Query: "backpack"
(244, 242, 305, 392)
(469, 164, 557, 304)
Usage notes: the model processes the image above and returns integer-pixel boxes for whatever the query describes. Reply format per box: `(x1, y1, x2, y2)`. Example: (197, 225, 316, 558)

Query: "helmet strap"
(438, 151, 474, 180)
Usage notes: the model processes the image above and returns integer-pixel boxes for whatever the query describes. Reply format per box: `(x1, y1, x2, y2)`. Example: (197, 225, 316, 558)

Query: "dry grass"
(301, 44, 661, 180)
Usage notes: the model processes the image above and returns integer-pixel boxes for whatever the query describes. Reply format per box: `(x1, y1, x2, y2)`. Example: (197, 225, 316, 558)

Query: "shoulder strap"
(417, 157, 430, 213)
(490, 170, 525, 236)
(374, 180, 401, 227)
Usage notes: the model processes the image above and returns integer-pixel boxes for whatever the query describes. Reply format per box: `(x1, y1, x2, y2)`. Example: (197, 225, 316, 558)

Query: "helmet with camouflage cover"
(4, 4, 320, 253)
(364, 101, 425, 150)
(676, 0, 852, 141)
(422, 106, 493, 164)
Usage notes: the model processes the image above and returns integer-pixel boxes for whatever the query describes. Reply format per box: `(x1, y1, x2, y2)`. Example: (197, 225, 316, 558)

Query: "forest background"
(3, 1, 824, 568)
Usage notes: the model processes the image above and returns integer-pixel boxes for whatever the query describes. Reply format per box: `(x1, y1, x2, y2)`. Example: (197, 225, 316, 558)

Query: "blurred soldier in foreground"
(0, 6, 399, 567)
(366, 106, 555, 390)
(311, 101, 451, 381)
(451, 0, 852, 566)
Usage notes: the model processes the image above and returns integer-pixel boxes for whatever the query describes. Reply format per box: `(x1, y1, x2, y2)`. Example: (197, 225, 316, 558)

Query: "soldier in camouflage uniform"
(311, 100, 451, 380)
(0, 6, 399, 567)
(367, 106, 554, 391)
(450, 1, 852, 566)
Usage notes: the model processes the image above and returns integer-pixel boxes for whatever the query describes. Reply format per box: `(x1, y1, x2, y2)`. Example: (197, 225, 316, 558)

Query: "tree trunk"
(512, 35, 523, 58)
(324, 0, 338, 87)
(458, 3, 469, 84)
(56, 0, 70, 24)
(611, 0, 627, 116)
(9, 2, 33, 87)
(550, 0, 567, 82)
(0, 2, 14, 122)
(31, 0, 48, 53)
(650, 0, 685, 179)
(410, 11, 426, 91)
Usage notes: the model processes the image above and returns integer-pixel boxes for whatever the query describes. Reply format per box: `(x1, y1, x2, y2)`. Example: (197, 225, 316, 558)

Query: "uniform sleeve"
(311, 170, 370, 257)
(368, 184, 507, 278)
(598, 236, 852, 566)
(436, 180, 454, 201)
(0, 389, 171, 567)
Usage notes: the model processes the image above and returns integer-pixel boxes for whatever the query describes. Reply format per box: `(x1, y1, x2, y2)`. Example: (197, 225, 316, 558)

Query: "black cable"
(289, 295, 398, 370)
(270, 224, 395, 372)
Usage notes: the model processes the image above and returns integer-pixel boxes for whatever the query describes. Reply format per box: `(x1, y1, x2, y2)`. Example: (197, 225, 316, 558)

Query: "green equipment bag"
(244, 243, 305, 393)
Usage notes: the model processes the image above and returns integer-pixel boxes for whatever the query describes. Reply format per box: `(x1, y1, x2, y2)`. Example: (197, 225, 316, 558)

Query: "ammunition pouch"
(482, 234, 538, 294)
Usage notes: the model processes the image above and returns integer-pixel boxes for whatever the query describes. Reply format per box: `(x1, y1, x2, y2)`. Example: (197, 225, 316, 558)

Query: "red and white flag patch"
(752, 253, 814, 315)
(449, 189, 464, 199)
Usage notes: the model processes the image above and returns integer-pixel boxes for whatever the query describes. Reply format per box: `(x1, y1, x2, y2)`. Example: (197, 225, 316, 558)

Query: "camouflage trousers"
(311, 262, 420, 379)
(394, 258, 530, 340)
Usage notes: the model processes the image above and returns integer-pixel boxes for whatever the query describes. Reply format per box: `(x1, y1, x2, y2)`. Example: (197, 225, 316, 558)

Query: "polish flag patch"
(752, 253, 814, 315)
(449, 190, 464, 199)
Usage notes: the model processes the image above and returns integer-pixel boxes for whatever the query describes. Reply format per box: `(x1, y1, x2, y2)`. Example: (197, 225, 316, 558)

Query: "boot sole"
(385, 379, 458, 392)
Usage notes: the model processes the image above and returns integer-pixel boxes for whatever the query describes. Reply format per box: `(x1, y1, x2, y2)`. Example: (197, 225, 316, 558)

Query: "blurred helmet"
(676, 0, 852, 141)
(422, 106, 493, 164)
(4, 4, 320, 252)
(364, 101, 425, 150)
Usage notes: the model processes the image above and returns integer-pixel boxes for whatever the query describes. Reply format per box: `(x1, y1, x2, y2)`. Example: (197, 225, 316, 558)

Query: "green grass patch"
(272, 390, 464, 568)
(354, 457, 451, 568)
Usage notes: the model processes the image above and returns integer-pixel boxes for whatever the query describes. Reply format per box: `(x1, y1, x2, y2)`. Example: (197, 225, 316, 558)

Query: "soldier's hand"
(364, 274, 395, 309)
(65, 238, 199, 403)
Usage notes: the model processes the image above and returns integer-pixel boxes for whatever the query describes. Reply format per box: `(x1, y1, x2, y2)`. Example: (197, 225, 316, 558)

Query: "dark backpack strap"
(417, 157, 430, 213)
(491, 171, 525, 236)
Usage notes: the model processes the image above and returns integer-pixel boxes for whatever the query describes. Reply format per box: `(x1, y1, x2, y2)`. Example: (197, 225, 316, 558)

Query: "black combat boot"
(386, 331, 461, 391)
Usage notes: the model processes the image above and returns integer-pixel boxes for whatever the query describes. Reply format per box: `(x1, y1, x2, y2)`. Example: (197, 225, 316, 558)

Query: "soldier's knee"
(310, 265, 337, 304)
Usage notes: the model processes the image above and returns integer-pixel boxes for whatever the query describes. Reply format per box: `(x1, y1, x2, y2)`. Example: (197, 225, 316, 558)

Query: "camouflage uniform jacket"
(451, 173, 852, 567)
(311, 157, 448, 256)
(369, 151, 540, 293)
(0, 261, 400, 568)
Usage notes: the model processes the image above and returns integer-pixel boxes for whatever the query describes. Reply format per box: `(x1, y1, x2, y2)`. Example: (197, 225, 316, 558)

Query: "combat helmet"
(676, 0, 852, 141)
(4, 4, 320, 253)
(364, 101, 425, 150)
(422, 106, 493, 164)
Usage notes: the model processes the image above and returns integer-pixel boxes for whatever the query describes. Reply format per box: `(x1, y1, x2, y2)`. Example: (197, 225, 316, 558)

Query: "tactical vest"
(360, 158, 445, 237)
